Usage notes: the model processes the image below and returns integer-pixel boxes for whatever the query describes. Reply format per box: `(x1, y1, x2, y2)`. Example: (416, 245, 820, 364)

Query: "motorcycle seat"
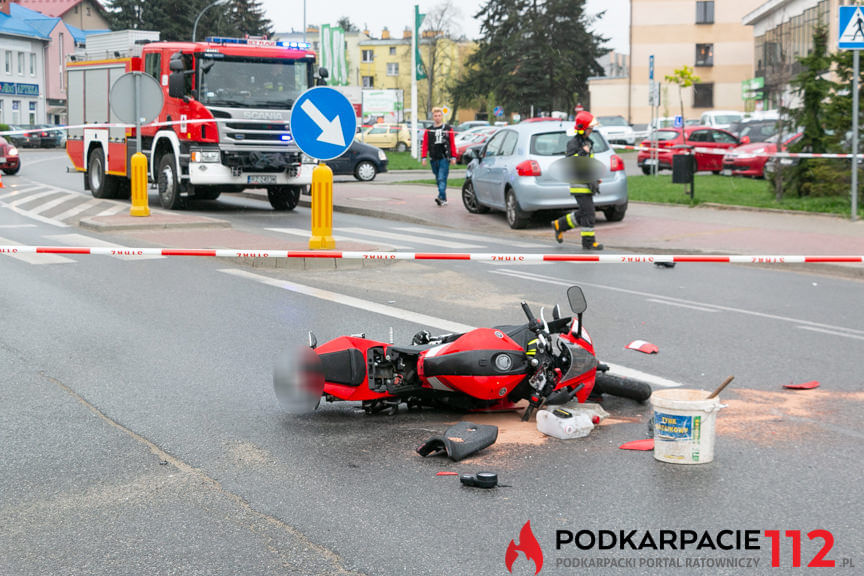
(319, 348, 366, 387)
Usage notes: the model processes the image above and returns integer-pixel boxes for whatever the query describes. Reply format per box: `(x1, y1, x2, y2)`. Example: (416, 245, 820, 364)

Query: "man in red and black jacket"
(421, 107, 457, 206)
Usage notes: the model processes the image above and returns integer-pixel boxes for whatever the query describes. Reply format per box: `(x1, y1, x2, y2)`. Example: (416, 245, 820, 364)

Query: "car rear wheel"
(641, 166, 651, 175)
(2, 164, 20, 176)
(603, 203, 628, 222)
(395, 142, 408, 152)
(505, 189, 530, 229)
(354, 160, 377, 181)
(461, 179, 489, 214)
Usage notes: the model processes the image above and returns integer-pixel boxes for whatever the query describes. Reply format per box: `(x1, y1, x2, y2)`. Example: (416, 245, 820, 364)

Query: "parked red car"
(455, 126, 498, 163)
(0, 136, 21, 175)
(721, 132, 803, 178)
(637, 126, 745, 175)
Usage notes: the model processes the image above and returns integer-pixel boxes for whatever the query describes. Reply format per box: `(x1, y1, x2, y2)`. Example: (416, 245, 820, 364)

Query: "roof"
(17, 0, 107, 19)
(65, 22, 109, 44)
(0, 3, 59, 40)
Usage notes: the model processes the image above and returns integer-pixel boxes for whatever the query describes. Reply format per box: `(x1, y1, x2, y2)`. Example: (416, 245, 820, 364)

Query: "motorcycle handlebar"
(521, 301, 541, 332)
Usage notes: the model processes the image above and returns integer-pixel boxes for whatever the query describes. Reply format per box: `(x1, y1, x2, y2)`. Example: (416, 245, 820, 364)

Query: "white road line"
(494, 268, 864, 338)
(45, 233, 166, 260)
(797, 326, 864, 341)
(0, 186, 42, 200)
(51, 198, 105, 222)
(340, 226, 485, 249)
(219, 268, 684, 389)
(266, 227, 406, 250)
(6, 189, 56, 208)
(95, 203, 127, 217)
(0, 224, 36, 229)
(393, 226, 547, 248)
(0, 198, 70, 227)
(645, 298, 720, 312)
(0, 235, 75, 265)
(29, 193, 79, 216)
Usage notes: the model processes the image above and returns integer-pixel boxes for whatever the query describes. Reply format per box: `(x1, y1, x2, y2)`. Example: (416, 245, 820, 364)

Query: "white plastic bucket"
(651, 389, 724, 464)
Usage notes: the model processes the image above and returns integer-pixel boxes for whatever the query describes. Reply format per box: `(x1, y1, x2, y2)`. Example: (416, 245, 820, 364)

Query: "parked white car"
(595, 115, 636, 145)
(699, 110, 745, 130)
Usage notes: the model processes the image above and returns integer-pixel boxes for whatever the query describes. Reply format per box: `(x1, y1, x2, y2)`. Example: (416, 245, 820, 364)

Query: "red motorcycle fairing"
(317, 336, 392, 402)
(553, 320, 597, 403)
(417, 328, 530, 400)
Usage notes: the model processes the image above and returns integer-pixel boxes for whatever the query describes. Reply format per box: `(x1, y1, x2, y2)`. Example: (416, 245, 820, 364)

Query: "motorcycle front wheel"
(593, 373, 652, 403)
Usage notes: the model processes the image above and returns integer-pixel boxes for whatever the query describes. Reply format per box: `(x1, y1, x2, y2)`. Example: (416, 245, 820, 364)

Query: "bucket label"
(655, 412, 700, 440)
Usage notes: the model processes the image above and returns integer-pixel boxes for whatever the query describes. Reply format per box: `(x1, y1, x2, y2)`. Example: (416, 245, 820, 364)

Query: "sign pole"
(853, 49, 860, 221)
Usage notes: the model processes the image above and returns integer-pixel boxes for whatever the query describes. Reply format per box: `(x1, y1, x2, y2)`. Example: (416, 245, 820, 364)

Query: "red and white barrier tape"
(613, 144, 863, 160)
(1, 246, 861, 264)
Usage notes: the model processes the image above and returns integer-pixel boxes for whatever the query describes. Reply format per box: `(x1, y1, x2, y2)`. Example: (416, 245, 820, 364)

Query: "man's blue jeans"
(430, 158, 450, 201)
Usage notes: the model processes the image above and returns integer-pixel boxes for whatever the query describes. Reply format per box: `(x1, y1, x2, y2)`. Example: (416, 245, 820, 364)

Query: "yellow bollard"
(308, 162, 335, 249)
(129, 152, 150, 217)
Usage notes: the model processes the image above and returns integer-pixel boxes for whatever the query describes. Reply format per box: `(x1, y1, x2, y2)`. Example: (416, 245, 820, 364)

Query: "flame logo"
(505, 521, 544, 574)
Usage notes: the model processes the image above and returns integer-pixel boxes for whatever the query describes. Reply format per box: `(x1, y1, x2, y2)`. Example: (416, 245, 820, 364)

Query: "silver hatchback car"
(461, 121, 628, 228)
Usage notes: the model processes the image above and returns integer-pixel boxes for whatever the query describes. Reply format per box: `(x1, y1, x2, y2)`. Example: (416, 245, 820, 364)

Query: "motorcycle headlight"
(494, 353, 513, 371)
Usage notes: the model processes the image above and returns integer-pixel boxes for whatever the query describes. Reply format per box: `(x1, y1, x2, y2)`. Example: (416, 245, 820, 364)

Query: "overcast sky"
(258, 0, 630, 54)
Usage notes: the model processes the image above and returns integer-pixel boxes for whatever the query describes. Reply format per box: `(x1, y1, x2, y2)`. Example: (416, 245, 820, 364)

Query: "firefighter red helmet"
(575, 111, 596, 131)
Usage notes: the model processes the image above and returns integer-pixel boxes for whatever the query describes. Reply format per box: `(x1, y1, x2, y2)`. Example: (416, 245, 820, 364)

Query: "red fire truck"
(66, 34, 324, 210)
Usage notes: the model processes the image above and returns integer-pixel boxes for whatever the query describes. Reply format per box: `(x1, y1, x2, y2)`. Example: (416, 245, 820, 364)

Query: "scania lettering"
(66, 32, 324, 210)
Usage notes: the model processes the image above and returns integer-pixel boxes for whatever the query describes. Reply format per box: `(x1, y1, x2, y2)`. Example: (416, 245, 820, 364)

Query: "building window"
(389, 47, 396, 55)
(18, 52, 25, 75)
(386, 62, 399, 76)
(695, 44, 714, 66)
(362, 76, 374, 88)
(362, 50, 374, 63)
(30, 53, 36, 76)
(693, 83, 714, 108)
(696, 1, 714, 24)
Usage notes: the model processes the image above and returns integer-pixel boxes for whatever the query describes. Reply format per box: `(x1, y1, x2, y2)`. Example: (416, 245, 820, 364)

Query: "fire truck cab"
(67, 33, 322, 210)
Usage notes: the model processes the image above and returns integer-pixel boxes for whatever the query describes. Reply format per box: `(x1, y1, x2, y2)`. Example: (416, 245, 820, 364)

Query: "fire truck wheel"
(157, 153, 185, 209)
(88, 148, 120, 199)
(268, 186, 300, 211)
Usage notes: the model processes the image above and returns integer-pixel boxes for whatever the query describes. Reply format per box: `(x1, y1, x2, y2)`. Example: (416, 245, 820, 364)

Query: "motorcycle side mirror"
(553, 304, 561, 320)
(567, 286, 587, 314)
(567, 286, 587, 339)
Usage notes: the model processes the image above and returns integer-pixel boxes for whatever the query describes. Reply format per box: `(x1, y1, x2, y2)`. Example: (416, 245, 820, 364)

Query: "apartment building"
(591, 0, 763, 123)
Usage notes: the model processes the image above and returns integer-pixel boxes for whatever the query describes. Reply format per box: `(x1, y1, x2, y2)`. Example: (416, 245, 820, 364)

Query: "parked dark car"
(328, 140, 388, 181)
(5, 125, 38, 148)
(0, 135, 21, 175)
(35, 124, 65, 148)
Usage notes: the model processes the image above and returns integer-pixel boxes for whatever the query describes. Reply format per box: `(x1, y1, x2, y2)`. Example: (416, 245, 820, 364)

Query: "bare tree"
(419, 0, 463, 118)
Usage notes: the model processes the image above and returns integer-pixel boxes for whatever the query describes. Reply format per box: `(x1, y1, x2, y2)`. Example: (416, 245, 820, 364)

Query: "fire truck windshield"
(198, 55, 312, 109)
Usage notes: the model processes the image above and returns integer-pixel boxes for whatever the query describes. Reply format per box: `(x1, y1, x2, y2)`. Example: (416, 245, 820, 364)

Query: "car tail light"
(516, 159, 541, 176)
(609, 154, 624, 171)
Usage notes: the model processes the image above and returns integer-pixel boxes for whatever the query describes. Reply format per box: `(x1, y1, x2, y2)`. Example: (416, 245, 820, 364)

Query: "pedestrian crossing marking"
(0, 235, 75, 265)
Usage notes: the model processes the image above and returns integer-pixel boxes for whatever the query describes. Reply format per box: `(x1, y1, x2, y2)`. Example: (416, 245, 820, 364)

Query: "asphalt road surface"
(1, 150, 862, 575)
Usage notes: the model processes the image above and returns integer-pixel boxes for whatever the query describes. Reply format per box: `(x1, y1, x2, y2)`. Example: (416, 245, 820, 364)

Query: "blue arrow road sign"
(839, 6, 864, 49)
(673, 115, 683, 128)
(290, 87, 357, 160)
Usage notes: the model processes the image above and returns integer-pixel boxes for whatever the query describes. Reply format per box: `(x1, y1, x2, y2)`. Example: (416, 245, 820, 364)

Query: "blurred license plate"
(247, 175, 277, 184)
(721, 169, 732, 176)
(780, 159, 794, 166)
(643, 159, 657, 166)
(0, 157, 5, 163)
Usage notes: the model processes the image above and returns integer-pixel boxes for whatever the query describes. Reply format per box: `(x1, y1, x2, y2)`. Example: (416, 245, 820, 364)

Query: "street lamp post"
(193, 0, 231, 42)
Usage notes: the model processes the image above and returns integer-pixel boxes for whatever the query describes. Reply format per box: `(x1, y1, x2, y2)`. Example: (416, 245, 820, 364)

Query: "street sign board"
(110, 72, 163, 124)
(673, 115, 683, 128)
(290, 86, 357, 161)
(493, 106, 504, 117)
(649, 55, 654, 81)
(839, 6, 864, 49)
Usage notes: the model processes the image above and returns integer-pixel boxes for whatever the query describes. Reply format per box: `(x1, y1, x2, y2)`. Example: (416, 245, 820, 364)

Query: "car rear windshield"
(598, 116, 627, 126)
(653, 130, 680, 141)
(530, 131, 609, 155)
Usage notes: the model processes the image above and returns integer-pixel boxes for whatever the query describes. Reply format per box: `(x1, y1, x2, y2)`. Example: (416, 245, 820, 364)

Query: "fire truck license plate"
(0, 157, 5, 163)
(247, 175, 277, 184)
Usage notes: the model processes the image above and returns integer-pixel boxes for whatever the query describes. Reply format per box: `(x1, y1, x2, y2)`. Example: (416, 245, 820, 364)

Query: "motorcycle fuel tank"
(418, 328, 530, 400)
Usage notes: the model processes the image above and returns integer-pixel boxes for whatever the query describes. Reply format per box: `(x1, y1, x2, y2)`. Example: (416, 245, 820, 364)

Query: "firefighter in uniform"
(551, 110, 604, 250)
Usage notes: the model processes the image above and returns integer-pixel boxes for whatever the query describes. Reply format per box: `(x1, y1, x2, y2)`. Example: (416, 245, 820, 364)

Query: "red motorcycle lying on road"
(275, 286, 652, 419)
